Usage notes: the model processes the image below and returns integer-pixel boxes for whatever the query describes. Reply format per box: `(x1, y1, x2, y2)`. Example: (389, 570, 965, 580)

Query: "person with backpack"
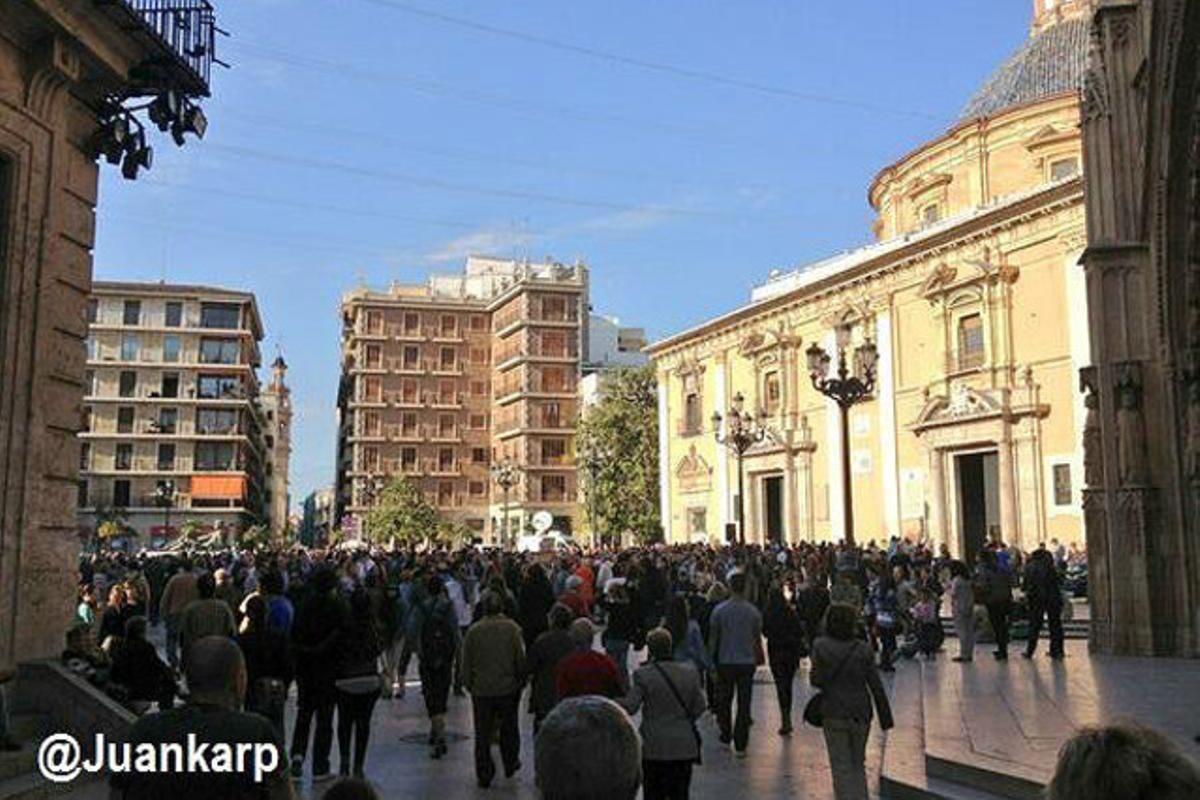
(461, 591, 527, 788)
(414, 574, 459, 759)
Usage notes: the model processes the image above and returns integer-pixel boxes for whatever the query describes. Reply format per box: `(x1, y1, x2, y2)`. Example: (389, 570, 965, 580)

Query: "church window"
(1049, 157, 1079, 181)
(1053, 464, 1072, 506)
(921, 203, 941, 227)
(763, 371, 781, 416)
(688, 507, 707, 537)
(957, 314, 985, 370)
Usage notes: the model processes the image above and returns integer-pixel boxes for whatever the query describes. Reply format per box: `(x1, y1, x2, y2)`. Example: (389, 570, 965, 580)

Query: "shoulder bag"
(652, 663, 703, 765)
(802, 642, 857, 728)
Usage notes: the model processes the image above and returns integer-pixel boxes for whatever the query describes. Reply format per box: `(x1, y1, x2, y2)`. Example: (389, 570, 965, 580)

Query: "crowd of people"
(33, 533, 1196, 800)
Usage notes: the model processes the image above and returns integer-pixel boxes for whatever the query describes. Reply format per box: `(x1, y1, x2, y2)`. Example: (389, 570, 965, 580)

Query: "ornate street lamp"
(491, 458, 522, 550)
(712, 392, 768, 545)
(356, 474, 385, 542)
(806, 325, 878, 546)
(155, 480, 176, 537)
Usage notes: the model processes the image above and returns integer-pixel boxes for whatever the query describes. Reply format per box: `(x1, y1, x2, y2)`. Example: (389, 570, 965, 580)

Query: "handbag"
(652, 663, 703, 765)
(802, 642, 857, 729)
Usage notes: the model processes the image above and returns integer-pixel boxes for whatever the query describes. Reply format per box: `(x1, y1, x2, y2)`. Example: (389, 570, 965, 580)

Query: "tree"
(365, 475, 439, 547)
(179, 518, 206, 541)
(577, 365, 661, 545)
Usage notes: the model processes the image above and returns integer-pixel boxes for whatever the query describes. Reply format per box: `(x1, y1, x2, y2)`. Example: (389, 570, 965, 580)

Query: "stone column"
(997, 423, 1021, 548)
(928, 448, 948, 552)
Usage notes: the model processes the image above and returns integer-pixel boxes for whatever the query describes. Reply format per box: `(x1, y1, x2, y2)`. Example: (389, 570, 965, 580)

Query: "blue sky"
(93, 0, 1031, 506)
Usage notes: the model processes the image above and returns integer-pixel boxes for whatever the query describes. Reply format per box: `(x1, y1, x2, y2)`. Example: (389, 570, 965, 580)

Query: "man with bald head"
(109, 636, 293, 800)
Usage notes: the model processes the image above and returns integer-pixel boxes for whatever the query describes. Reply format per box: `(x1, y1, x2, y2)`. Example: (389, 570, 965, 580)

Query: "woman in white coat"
(950, 560, 976, 662)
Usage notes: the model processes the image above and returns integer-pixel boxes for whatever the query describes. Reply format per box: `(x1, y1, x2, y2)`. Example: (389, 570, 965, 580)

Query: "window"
(80, 443, 91, 471)
(197, 408, 238, 435)
(764, 371, 781, 415)
(542, 402, 561, 428)
(472, 447, 488, 464)
(87, 299, 99, 324)
(199, 338, 239, 364)
(437, 482, 454, 506)
(1050, 157, 1079, 181)
(684, 392, 702, 435)
(113, 479, 131, 508)
(85, 370, 96, 397)
(921, 203, 941, 227)
(157, 443, 176, 471)
(439, 347, 457, 370)
(1053, 464, 1072, 506)
(401, 412, 418, 436)
(469, 481, 485, 496)
(195, 442, 236, 471)
(121, 334, 140, 361)
(471, 381, 486, 397)
(198, 375, 241, 399)
(77, 480, 89, 509)
(364, 344, 382, 369)
(161, 372, 179, 398)
(688, 507, 707, 537)
(117, 407, 135, 434)
(470, 413, 486, 429)
(401, 447, 417, 472)
(957, 314, 985, 369)
(470, 347, 487, 364)
(470, 315, 486, 330)
(438, 448, 455, 471)
(86, 335, 99, 360)
(440, 315, 457, 336)
(439, 414, 456, 437)
(542, 475, 567, 502)
(403, 345, 420, 369)
(541, 439, 566, 465)
(119, 370, 137, 398)
(123, 300, 141, 326)
(404, 312, 420, 334)
(115, 443, 133, 471)
(158, 408, 178, 434)
(82, 406, 93, 432)
(401, 379, 419, 403)
(200, 303, 240, 329)
(165, 301, 183, 327)
(162, 335, 181, 363)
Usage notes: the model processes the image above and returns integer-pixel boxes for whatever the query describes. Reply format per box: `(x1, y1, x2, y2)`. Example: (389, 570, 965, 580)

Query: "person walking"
(622, 628, 706, 800)
(555, 618, 623, 701)
(811, 603, 894, 800)
(460, 590, 527, 788)
(600, 581, 639, 691)
(762, 583, 805, 736)
(236, 594, 292, 739)
(158, 558, 199, 670)
(415, 574, 459, 759)
(867, 570, 899, 672)
(290, 568, 347, 783)
(949, 561, 976, 662)
(334, 588, 384, 777)
(1022, 546, 1065, 660)
(976, 550, 1013, 660)
(706, 571, 762, 758)
(178, 573, 236, 668)
(527, 604, 575, 732)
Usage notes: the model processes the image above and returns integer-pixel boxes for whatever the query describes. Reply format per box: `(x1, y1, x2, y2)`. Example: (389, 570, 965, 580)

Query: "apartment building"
(336, 256, 588, 543)
(79, 282, 274, 542)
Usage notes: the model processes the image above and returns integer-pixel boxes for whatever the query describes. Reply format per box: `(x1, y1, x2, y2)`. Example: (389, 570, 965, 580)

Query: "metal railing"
(121, 0, 218, 90)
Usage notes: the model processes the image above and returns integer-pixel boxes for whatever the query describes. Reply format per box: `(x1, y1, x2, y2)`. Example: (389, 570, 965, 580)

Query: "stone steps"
(0, 714, 101, 800)
(879, 664, 1037, 800)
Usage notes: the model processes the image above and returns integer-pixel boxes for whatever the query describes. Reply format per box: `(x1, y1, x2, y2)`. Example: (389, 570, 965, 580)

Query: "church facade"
(648, 1, 1093, 558)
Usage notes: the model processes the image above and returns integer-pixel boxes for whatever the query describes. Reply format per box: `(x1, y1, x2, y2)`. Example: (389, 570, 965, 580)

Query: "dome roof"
(960, 17, 1089, 121)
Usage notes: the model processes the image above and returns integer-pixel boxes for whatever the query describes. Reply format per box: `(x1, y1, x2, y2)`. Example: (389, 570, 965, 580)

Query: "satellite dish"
(531, 511, 554, 533)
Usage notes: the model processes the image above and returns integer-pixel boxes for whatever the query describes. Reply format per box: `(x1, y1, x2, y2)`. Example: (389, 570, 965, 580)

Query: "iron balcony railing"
(117, 0, 219, 94)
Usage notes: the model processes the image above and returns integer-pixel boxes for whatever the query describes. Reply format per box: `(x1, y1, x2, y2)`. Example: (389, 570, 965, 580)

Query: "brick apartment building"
(336, 256, 590, 543)
(79, 282, 286, 542)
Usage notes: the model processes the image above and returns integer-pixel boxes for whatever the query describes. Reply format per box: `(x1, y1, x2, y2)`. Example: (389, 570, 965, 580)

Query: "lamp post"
(356, 474, 385, 542)
(805, 326, 878, 547)
(491, 458, 522, 550)
(712, 392, 768, 545)
(155, 480, 176, 537)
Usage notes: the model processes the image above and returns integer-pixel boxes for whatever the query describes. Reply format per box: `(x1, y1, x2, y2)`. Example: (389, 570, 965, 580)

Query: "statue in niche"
(1116, 375, 1148, 486)
(1083, 384, 1103, 488)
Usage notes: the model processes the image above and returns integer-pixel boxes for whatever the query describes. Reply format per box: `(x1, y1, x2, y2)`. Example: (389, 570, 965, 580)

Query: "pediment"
(1022, 124, 1076, 153)
(675, 445, 712, 479)
(903, 172, 953, 201)
(912, 384, 1005, 430)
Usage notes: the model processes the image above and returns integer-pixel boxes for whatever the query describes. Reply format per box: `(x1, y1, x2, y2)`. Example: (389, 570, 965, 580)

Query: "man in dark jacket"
(1022, 546, 1065, 659)
(289, 567, 346, 782)
(976, 549, 1014, 660)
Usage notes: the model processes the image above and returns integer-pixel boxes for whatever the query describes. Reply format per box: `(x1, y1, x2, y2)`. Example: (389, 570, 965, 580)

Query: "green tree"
(577, 365, 661, 545)
(365, 475, 439, 546)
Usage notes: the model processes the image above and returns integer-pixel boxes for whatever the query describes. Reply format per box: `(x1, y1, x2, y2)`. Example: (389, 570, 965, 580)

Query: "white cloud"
(425, 224, 536, 263)
(571, 204, 678, 235)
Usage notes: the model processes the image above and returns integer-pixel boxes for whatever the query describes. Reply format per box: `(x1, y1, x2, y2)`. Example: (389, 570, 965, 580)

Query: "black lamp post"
(582, 446, 609, 550)
(712, 392, 768, 545)
(491, 458, 522, 550)
(805, 326, 878, 546)
(155, 480, 176, 537)
(356, 474, 385, 541)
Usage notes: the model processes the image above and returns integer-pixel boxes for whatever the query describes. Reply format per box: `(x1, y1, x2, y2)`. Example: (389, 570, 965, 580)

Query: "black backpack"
(420, 603, 456, 669)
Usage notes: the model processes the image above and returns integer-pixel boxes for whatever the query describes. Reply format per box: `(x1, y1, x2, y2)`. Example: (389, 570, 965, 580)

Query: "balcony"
(106, 1, 220, 97)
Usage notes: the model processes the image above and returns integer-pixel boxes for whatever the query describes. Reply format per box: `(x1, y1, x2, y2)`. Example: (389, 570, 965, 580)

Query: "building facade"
(1078, 0, 1200, 657)
(0, 1, 217, 664)
(300, 487, 335, 547)
(260, 355, 293, 539)
(79, 282, 269, 542)
(336, 256, 589, 542)
(649, 1, 1091, 560)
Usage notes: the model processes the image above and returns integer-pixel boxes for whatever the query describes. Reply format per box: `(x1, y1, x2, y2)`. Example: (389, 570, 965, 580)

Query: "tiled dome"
(960, 16, 1089, 121)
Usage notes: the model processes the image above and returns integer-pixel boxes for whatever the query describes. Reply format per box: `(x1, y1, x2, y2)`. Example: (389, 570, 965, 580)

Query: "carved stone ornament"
(675, 445, 713, 493)
(1082, 21, 1111, 121)
(1115, 363, 1149, 486)
(1080, 367, 1104, 488)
